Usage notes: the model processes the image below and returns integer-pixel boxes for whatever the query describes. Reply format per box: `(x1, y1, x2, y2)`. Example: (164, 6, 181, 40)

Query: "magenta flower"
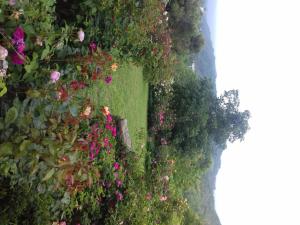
(50, 71, 61, 83)
(103, 137, 109, 147)
(106, 114, 113, 123)
(11, 27, 26, 65)
(13, 27, 24, 41)
(112, 127, 117, 137)
(16, 40, 25, 52)
(105, 76, 112, 84)
(89, 42, 97, 52)
(116, 179, 122, 187)
(105, 123, 112, 131)
(113, 162, 120, 171)
(11, 52, 25, 65)
(115, 191, 123, 201)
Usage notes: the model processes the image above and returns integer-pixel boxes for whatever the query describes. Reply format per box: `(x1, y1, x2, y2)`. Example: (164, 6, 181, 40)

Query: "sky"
(214, 0, 300, 225)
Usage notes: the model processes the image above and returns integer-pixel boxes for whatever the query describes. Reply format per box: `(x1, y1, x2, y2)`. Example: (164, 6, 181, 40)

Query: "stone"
(118, 119, 132, 150)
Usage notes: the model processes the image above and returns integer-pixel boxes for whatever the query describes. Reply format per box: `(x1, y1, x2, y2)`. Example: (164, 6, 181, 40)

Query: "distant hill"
(194, 14, 217, 91)
(188, 1, 224, 225)
(185, 142, 223, 225)
(204, 0, 218, 45)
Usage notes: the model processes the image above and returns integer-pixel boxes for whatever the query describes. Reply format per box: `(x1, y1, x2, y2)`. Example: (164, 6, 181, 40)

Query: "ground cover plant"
(0, 0, 249, 225)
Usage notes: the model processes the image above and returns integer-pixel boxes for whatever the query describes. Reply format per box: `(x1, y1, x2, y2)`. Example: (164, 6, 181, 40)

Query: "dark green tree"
(208, 90, 250, 146)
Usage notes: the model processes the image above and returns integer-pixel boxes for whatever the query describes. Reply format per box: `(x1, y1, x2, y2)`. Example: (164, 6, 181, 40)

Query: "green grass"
(90, 63, 148, 156)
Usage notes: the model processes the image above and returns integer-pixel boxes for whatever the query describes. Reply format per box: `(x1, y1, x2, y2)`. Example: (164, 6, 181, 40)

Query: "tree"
(209, 90, 250, 146)
(190, 34, 205, 53)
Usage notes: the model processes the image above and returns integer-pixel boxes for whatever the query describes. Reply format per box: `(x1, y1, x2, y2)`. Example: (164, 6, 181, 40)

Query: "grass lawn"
(90, 63, 148, 159)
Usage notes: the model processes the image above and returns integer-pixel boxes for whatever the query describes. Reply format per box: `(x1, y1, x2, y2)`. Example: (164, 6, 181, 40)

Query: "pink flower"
(113, 162, 120, 171)
(9, 0, 16, 6)
(116, 179, 122, 187)
(145, 192, 152, 200)
(103, 137, 109, 147)
(111, 127, 117, 137)
(77, 28, 85, 42)
(115, 191, 123, 201)
(160, 195, 167, 201)
(105, 124, 112, 131)
(89, 42, 97, 52)
(105, 76, 112, 84)
(50, 71, 61, 83)
(11, 52, 25, 64)
(59, 222, 66, 225)
(106, 114, 113, 123)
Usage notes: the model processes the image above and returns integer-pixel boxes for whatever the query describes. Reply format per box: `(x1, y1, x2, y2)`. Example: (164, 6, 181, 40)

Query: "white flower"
(83, 106, 92, 116)
(35, 36, 43, 46)
(163, 11, 168, 16)
(0, 69, 7, 78)
(77, 28, 85, 42)
(0, 45, 8, 60)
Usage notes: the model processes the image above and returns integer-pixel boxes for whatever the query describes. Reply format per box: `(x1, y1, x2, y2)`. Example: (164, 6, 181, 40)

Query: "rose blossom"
(77, 28, 85, 42)
(50, 71, 61, 83)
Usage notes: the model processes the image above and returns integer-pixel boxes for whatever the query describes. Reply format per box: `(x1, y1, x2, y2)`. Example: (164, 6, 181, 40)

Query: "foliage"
(208, 90, 251, 147)
(167, 0, 204, 54)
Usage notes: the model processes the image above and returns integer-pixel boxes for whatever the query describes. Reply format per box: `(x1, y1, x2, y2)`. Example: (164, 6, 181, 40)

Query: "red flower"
(57, 87, 68, 101)
(70, 80, 86, 91)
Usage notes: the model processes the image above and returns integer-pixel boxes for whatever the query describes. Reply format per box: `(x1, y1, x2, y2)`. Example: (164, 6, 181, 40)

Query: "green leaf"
(31, 128, 40, 139)
(41, 45, 50, 60)
(61, 192, 70, 204)
(0, 81, 7, 97)
(20, 140, 31, 151)
(24, 53, 39, 74)
(42, 168, 55, 182)
(26, 89, 41, 98)
(5, 107, 18, 125)
(0, 142, 13, 157)
(0, 119, 4, 130)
